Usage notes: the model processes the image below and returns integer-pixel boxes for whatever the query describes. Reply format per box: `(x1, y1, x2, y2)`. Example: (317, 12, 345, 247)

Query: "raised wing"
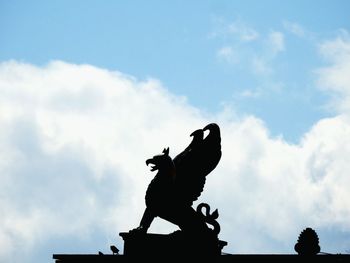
(173, 123, 221, 206)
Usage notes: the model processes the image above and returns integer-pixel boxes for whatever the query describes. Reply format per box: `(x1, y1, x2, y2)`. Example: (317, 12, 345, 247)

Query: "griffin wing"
(173, 123, 221, 206)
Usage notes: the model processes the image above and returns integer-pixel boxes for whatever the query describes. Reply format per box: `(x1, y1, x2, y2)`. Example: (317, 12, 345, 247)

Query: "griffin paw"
(128, 226, 147, 235)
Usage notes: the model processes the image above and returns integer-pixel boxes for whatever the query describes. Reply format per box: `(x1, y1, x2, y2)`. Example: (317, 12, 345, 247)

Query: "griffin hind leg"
(157, 206, 209, 234)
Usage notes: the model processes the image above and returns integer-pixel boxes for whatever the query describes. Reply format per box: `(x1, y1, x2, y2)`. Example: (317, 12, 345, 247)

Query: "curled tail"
(196, 203, 221, 235)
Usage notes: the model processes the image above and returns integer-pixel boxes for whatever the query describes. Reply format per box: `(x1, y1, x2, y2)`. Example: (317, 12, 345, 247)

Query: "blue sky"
(1, 1, 350, 262)
(2, 0, 349, 142)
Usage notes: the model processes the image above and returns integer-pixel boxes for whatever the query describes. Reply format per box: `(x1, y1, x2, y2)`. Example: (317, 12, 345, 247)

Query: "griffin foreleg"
(138, 207, 155, 233)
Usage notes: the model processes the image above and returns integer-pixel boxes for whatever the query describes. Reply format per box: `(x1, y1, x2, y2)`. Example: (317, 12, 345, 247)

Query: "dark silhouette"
(53, 123, 350, 261)
(122, 123, 225, 255)
(110, 245, 119, 255)
(54, 253, 350, 262)
(295, 227, 321, 255)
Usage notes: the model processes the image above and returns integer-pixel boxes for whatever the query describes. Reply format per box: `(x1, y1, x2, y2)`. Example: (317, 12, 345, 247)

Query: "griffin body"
(135, 123, 222, 235)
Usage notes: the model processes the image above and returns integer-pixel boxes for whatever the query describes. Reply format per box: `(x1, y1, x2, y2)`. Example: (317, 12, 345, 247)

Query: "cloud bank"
(1, 33, 350, 262)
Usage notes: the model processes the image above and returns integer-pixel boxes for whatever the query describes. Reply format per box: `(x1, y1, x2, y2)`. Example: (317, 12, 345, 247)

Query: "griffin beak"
(146, 158, 157, 172)
(146, 158, 153, 166)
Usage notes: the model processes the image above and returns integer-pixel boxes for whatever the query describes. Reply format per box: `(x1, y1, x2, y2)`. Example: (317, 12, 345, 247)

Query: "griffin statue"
(130, 123, 223, 254)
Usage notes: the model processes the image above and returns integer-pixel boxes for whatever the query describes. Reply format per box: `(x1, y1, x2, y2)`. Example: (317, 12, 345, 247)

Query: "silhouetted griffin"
(132, 123, 221, 235)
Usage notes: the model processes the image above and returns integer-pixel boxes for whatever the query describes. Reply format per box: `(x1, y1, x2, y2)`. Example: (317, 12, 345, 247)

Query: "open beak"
(146, 158, 157, 171)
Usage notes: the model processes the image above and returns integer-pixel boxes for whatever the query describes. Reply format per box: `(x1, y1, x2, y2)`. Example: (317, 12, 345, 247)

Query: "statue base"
(119, 231, 227, 256)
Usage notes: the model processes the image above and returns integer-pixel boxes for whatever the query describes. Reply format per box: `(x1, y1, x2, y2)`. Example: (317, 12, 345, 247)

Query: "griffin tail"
(196, 203, 221, 235)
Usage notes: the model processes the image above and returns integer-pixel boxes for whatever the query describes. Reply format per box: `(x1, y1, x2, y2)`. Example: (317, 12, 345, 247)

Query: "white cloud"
(250, 31, 285, 75)
(227, 21, 260, 42)
(239, 89, 261, 98)
(0, 60, 350, 262)
(283, 21, 305, 37)
(267, 31, 285, 55)
(316, 30, 350, 113)
(209, 18, 259, 42)
(216, 46, 239, 64)
(211, 18, 285, 79)
(252, 57, 272, 75)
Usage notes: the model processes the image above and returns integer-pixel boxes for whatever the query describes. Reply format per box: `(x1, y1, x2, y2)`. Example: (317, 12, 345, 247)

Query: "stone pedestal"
(119, 231, 227, 256)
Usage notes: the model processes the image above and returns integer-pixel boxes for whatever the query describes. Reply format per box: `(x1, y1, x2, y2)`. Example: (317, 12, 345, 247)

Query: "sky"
(1, 1, 350, 262)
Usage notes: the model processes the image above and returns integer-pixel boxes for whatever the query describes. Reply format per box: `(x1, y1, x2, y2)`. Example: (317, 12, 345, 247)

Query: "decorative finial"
(294, 227, 320, 255)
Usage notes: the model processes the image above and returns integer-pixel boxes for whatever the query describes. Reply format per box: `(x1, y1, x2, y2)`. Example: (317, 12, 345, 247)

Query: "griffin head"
(146, 147, 174, 172)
